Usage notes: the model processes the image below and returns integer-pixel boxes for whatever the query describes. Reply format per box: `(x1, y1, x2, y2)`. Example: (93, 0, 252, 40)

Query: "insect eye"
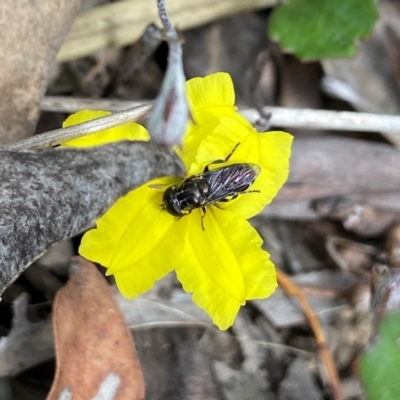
(162, 187, 182, 217)
(165, 202, 182, 217)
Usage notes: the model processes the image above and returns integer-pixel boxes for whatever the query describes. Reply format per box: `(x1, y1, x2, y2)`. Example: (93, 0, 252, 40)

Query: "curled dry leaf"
(325, 236, 381, 275)
(314, 198, 398, 237)
(47, 257, 145, 400)
(370, 265, 400, 324)
(0, 142, 179, 297)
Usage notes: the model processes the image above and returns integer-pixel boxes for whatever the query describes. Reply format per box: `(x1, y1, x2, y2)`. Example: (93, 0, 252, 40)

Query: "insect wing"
(202, 164, 260, 203)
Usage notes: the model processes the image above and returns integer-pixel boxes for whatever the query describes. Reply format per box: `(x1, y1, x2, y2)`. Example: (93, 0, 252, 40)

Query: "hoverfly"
(162, 143, 261, 229)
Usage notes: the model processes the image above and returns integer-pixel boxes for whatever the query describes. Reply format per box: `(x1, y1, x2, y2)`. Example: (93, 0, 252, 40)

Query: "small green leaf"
(360, 311, 400, 400)
(269, 0, 379, 60)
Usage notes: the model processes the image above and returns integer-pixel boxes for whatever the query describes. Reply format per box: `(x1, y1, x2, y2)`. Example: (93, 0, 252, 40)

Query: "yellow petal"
(186, 72, 236, 119)
(210, 130, 288, 218)
(212, 208, 277, 299)
(177, 118, 220, 171)
(63, 110, 111, 127)
(79, 177, 177, 297)
(61, 110, 149, 147)
(187, 114, 255, 175)
(149, 211, 190, 268)
(237, 130, 293, 218)
(114, 214, 187, 298)
(189, 115, 293, 218)
(113, 254, 164, 298)
(110, 177, 190, 298)
(178, 73, 239, 167)
(175, 207, 262, 330)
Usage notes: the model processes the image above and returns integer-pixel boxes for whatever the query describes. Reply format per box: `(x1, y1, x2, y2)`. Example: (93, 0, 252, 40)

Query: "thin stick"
(277, 269, 343, 400)
(4, 103, 152, 150)
(8, 98, 400, 150)
(43, 95, 400, 133)
(241, 106, 400, 134)
(41, 96, 143, 113)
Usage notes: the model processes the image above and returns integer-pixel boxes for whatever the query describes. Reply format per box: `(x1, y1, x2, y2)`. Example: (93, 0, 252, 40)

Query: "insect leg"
(232, 189, 260, 197)
(201, 207, 207, 230)
(217, 189, 260, 205)
(204, 142, 241, 172)
(218, 194, 238, 202)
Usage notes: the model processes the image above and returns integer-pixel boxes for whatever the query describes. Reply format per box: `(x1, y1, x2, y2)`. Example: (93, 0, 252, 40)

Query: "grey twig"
(0, 141, 181, 295)
(4, 103, 152, 150)
(241, 107, 400, 134)
(41, 96, 143, 114)
(40, 96, 400, 139)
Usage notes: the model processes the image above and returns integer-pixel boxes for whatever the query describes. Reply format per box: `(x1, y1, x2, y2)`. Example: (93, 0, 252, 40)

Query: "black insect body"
(162, 146, 260, 228)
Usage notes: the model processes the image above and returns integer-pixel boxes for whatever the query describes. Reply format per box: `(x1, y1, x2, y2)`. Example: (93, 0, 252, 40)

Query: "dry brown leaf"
(0, 288, 211, 378)
(0, 0, 81, 144)
(47, 257, 145, 400)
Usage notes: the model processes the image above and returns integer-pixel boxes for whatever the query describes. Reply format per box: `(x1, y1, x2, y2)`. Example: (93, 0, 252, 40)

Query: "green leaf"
(360, 311, 400, 400)
(269, 0, 379, 60)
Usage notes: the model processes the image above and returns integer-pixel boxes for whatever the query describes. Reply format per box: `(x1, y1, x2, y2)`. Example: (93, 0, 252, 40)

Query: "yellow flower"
(61, 110, 149, 147)
(62, 73, 293, 330)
